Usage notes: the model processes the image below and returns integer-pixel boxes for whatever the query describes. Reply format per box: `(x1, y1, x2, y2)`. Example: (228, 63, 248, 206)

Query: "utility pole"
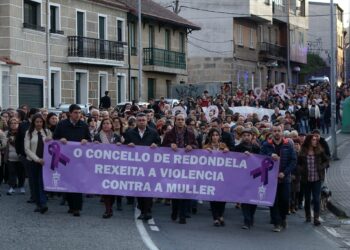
(330, 0, 338, 160)
(46, 0, 50, 108)
(138, 0, 142, 101)
(174, 0, 180, 14)
(286, 0, 292, 86)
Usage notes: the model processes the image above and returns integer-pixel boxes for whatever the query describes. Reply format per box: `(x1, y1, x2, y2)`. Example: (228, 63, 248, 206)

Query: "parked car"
(116, 101, 149, 111)
(155, 98, 179, 108)
(307, 76, 329, 87)
(54, 104, 91, 114)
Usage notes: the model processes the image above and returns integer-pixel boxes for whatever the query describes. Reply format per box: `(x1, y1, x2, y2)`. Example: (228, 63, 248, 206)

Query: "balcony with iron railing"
(143, 48, 187, 74)
(258, 42, 287, 60)
(67, 36, 126, 66)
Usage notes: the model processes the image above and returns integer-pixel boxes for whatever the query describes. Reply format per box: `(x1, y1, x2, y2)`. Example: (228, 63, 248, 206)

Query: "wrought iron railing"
(143, 48, 186, 70)
(68, 36, 125, 61)
(259, 42, 286, 58)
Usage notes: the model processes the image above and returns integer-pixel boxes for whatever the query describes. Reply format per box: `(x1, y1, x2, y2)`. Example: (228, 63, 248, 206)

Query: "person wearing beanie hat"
(235, 127, 260, 230)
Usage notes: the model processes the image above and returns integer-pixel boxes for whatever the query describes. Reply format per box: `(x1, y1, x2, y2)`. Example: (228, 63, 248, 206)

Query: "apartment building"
(308, 1, 346, 85)
(0, 0, 199, 109)
(233, 0, 308, 89)
(154, 0, 308, 89)
(121, 0, 200, 101)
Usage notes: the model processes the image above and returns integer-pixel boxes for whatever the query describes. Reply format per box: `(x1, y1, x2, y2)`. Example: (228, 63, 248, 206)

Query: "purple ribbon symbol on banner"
(250, 158, 274, 185)
(48, 142, 70, 171)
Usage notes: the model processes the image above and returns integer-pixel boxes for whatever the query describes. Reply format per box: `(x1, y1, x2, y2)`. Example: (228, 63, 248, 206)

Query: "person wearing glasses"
(53, 104, 91, 217)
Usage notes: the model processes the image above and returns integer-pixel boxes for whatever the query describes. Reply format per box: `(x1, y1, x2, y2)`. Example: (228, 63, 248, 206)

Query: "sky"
(314, 0, 350, 27)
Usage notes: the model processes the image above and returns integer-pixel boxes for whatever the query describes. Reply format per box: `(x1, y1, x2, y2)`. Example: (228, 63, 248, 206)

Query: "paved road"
(0, 187, 346, 250)
(1, 132, 350, 250)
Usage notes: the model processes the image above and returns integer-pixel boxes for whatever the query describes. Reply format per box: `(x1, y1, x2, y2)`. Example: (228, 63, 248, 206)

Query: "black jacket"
(53, 119, 91, 142)
(235, 141, 260, 154)
(15, 120, 30, 156)
(123, 126, 161, 146)
(221, 131, 235, 152)
(100, 95, 111, 109)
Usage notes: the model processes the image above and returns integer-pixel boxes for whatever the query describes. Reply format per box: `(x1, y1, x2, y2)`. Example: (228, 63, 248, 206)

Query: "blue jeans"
(30, 161, 47, 208)
(242, 204, 257, 226)
(304, 180, 321, 216)
(299, 119, 309, 134)
(270, 182, 290, 226)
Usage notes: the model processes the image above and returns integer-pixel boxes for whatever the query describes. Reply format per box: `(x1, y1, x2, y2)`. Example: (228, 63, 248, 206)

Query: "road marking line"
(324, 226, 341, 238)
(325, 129, 341, 142)
(134, 208, 160, 250)
(150, 226, 160, 232)
(343, 240, 350, 247)
(148, 218, 155, 225)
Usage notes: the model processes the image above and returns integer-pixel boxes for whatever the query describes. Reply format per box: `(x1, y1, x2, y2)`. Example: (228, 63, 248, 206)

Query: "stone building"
(0, 0, 199, 109)
(155, 0, 308, 89)
(308, 1, 346, 85)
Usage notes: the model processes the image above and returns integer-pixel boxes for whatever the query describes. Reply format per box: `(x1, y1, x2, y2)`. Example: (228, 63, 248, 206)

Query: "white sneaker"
(7, 188, 15, 195)
(20, 187, 25, 194)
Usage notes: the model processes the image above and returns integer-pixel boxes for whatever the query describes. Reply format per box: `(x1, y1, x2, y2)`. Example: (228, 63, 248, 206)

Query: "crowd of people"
(0, 82, 349, 232)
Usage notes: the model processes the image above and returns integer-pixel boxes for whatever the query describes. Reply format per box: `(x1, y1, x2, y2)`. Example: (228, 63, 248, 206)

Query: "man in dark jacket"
(235, 128, 261, 229)
(162, 113, 198, 224)
(261, 124, 296, 232)
(53, 104, 91, 217)
(99, 91, 111, 110)
(15, 108, 39, 203)
(124, 112, 161, 221)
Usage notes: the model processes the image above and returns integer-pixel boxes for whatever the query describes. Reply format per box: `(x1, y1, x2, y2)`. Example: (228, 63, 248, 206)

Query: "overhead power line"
(180, 5, 350, 18)
(189, 35, 233, 44)
(188, 40, 232, 54)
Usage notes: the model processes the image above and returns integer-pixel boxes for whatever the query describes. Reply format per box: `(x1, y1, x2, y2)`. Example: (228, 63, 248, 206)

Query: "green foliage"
(300, 53, 327, 74)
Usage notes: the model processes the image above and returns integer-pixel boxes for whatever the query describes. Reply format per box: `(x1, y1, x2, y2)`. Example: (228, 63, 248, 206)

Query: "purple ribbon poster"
(43, 141, 279, 206)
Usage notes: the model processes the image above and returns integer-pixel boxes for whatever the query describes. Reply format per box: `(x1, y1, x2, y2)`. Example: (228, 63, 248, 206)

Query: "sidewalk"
(326, 132, 350, 218)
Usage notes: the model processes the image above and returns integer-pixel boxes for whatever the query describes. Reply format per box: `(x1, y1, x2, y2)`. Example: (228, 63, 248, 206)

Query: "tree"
(300, 53, 327, 75)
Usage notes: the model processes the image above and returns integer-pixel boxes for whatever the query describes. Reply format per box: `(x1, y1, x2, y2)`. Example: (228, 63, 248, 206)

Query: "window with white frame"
(249, 28, 255, 49)
(117, 74, 126, 103)
(129, 77, 136, 101)
(23, 0, 43, 30)
(117, 18, 125, 42)
(50, 68, 61, 108)
(50, 3, 62, 34)
(237, 24, 243, 46)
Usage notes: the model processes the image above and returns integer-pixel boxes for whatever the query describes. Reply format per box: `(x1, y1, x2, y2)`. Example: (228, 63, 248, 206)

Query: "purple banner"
(43, 141, 279, 206)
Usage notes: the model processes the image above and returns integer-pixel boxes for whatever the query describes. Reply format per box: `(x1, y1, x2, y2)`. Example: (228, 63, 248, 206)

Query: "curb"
(325, 130, 350, 219)
(327, 199, 349, 219)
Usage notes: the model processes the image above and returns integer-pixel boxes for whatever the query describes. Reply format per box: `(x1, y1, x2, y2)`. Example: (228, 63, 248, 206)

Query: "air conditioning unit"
(265, 0, 270, 5)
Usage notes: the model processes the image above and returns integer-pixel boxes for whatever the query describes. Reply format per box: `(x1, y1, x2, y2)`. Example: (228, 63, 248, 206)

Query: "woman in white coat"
(25, 113, 52, 214)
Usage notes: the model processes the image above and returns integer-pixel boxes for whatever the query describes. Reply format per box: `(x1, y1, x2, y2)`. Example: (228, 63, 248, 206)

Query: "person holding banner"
(234, 128, 261, 230)
(162, 113, 198, 224)
(203, 128, 229, 227)
(93, 118, 122, 218)
(53, 104, 91, 217)
(261, 124, 296, 232)
(123, 112, 161, 221)
(24, 113, 52, 214)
